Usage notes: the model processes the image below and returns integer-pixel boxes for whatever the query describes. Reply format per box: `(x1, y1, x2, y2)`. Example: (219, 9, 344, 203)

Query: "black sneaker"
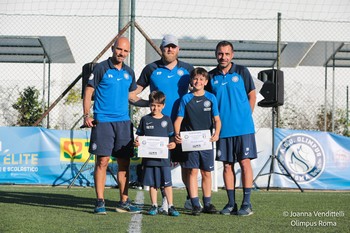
(202, 204, 218, 214)
(192, 205, 201, 216)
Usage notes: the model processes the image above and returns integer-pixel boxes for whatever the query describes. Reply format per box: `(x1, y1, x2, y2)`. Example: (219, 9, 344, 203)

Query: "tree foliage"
(316, 106, 350, 136)
(278, 103, 349, 137)
(12, 86, 44, 126)
(64, 87, 81, 105)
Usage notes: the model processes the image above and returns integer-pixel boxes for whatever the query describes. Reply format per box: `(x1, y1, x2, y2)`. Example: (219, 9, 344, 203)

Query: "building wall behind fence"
(0, 1, 349, 135)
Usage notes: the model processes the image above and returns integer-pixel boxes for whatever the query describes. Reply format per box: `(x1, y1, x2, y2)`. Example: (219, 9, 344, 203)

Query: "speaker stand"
(253, 107, 303, 192)
(67, 153, 118, 189)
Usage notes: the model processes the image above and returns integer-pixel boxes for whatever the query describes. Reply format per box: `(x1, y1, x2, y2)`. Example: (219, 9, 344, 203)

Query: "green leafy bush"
(12, 86, 44, 126)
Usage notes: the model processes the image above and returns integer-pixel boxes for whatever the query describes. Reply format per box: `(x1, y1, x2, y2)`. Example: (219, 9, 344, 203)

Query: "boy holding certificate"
(174, 67, 221, 216)
(134, 91, 180, 217)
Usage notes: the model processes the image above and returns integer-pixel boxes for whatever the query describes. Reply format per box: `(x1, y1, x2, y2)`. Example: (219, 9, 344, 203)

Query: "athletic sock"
(186, 187, 190, 200)
(203, 196, 211, 207)
(243, 187, 252, 205)
(97, 198, 104, 202)
(160, 187, 166, 198)
(96, 198, 104, 207)
(226, 189, 235, 206)
(190, 197, 200, 207)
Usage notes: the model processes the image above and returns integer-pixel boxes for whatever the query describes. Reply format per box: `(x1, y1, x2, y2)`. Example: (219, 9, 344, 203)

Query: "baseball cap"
(161, 34, 178, 48)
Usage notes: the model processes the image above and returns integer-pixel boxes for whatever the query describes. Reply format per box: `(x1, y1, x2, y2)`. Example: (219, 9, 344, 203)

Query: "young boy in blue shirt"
(174, 67, 221, 216)
(135, 91, 180, 216)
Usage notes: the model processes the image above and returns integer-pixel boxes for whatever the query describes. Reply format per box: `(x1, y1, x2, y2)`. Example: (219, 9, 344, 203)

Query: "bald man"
(83, 37, 141, 214)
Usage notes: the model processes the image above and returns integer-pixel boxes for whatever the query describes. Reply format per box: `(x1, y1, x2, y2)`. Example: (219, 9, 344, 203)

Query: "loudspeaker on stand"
(257, 69, 284, 107)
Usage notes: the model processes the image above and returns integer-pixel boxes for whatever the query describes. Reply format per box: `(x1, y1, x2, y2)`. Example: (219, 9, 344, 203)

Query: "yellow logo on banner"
(60, 138, 91, 163)
(59, 138, 142, 164)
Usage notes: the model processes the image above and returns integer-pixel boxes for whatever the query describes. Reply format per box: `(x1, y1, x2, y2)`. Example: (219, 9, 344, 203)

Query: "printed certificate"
(137, 136, 169, 158)
(180, 130, 213, 152)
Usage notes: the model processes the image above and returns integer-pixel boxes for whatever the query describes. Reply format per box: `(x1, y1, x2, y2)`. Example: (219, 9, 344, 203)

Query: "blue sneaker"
(148, 205, 158, 216)
(237, 203, 254, 216)
(94, 200, 107, 215)
(168, 206, 180, 217)
(116, 200, 141, 213)
(219, 203, 238, 215)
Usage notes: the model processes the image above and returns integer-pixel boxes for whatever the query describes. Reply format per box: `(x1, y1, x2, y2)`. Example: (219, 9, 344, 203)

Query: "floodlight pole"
(347, 86, 349, 135)
(276, 12, 281, 127)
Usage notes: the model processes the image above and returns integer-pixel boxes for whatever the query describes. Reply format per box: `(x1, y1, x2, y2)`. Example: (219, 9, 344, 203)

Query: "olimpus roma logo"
(60, 138, 90, 162)
(276, 133, 325, 184)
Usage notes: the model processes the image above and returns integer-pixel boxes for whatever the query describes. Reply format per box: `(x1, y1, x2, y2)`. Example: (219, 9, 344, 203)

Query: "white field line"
(128, 191, 144, 233)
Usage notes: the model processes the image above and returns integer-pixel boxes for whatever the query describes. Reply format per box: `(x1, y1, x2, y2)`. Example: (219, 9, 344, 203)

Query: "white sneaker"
(158, 197, 168, 214)
(184, 199, 203, 210)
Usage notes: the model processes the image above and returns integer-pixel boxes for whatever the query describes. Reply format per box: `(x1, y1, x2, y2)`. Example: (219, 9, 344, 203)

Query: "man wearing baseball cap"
(160, 34, 179, 48)
(132, 34, 195, 214)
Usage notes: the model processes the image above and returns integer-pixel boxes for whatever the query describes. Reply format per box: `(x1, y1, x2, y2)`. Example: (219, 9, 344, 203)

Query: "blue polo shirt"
(177, 91, 219, 132)
(137, 60, 194, 121)
(87, 58, 137, 122)
(207, 63, 255, 138)
(136, 114, 174, 167)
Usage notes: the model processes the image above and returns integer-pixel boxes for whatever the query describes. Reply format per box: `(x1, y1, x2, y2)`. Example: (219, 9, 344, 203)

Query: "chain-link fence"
(1, 1, 349, 136)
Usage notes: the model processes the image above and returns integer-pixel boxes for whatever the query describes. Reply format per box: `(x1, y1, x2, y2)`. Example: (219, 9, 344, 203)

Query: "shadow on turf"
(0, 190, 194, 215)
(0, 189, 116, 214)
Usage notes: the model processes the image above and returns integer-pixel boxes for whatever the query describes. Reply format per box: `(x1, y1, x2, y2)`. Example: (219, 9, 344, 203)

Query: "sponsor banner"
(272, 128, 350, 190)
(197, 128, 350, 190)
(0, 127, 349, 190)
(0, 127, 141, 186)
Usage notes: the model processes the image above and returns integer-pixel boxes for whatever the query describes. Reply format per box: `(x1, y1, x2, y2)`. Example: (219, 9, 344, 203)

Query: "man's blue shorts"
(89, 120, 134, 158)
(216, 133, 257, 163)
(142, 166, 172, 188)
(181, 150, 214, 171)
